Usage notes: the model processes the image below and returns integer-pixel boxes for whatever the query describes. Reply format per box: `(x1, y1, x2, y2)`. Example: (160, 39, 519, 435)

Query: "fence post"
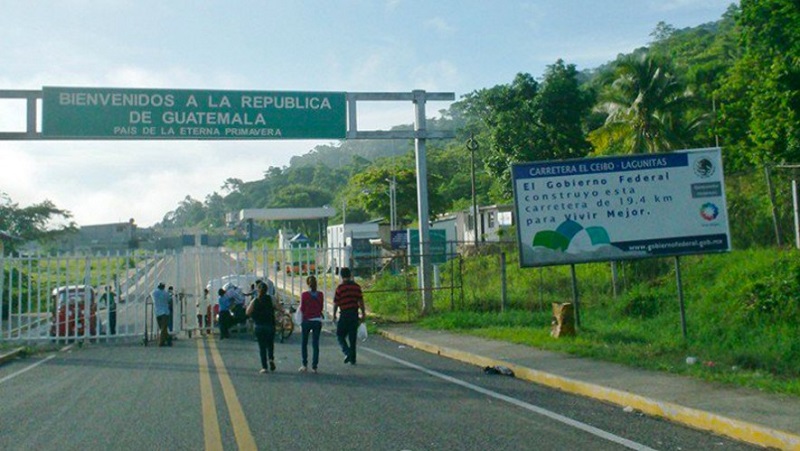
(765, 164, 783, 246)
(500, 252, 507, 313)
(83, 255, 91, 345)
(0, 246, 4, 339)
(459, 256, 464, 311)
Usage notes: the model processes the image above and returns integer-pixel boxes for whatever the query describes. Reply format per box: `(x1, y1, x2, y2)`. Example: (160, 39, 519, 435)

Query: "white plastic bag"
(293, 307, 303, 326)
(357, 323, 368, 342)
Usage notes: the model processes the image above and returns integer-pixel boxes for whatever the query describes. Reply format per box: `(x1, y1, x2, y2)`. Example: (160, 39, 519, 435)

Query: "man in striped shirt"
(333, 267, 366, 365)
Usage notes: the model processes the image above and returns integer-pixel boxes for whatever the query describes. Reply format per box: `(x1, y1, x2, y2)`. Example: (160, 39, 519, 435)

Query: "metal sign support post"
(346, 91, 454, 315)
(0, 244, 4, 338)
(676, 256, 688, 339)
(413, 91, 434, 315)
(570, 264, 581, 328)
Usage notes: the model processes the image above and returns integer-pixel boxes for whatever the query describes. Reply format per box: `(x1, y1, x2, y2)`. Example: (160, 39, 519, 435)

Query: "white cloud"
(425, 18, 456, 36)
(385, 0, 402, 11)
(648, 0, 734, 12)
(411, 60, 462, 93)
(1, 140, 320, 228)
(519, 2, 547, 30)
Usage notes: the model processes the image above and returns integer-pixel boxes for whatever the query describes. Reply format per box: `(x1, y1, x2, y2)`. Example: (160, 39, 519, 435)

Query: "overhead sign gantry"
(0, 87, 453, 315)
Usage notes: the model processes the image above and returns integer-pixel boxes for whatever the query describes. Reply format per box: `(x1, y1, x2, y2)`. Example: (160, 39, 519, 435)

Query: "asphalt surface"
(380, 325, 800, 450)
(0, 326, 767, 451)
(1, 246, 795, 450)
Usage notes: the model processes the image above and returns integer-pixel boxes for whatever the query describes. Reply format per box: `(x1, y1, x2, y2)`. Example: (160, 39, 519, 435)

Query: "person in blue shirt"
(167, 286, 175, 333)
(217, 287, 231, 339)
(152, 282, 171, 347)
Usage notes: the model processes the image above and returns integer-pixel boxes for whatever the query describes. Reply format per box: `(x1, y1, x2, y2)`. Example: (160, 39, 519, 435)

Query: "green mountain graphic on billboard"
(532, 219, 612, 251)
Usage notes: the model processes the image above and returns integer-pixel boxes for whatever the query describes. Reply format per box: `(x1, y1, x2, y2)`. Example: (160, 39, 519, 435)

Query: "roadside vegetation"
(4, 2, 800, 397)
(366, 246, 800, 396)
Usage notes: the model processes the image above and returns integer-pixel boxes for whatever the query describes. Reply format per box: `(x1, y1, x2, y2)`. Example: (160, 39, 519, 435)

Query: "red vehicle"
(49, 285, 100, 338)
(285, 261, 316, 275)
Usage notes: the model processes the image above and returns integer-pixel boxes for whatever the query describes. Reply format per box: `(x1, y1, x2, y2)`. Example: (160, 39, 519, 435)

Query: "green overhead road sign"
(42, 87, 346, 139)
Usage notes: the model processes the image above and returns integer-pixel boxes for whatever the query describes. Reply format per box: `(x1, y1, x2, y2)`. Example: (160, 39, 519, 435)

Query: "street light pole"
(386, 176, 397, 230)
(467, 133, 479, 247)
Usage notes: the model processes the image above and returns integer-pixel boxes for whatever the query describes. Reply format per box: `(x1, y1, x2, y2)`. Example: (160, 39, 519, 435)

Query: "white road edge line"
(0, 354, 57, 385)
(362, 346, 658, 451)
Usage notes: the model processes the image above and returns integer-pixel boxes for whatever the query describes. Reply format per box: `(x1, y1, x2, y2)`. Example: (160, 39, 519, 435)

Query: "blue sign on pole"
(391, 230, 408, 250)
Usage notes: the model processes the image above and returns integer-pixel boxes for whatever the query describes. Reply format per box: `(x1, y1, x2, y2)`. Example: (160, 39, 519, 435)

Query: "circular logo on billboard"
(700, 203, 719, 221)
(694, 158, 715, 178)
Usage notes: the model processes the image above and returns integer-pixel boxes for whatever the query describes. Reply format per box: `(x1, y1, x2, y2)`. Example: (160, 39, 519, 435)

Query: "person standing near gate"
(298, 275, 324, 373)
(152, 282, 171, 347)
(167, 286, 175, 333)
(198, 288, 210, 335)
(333, 267, 365, 365)
(246, 281, 281, 373)
(100, 285, 117, 335)
(217, 287, 231, 339)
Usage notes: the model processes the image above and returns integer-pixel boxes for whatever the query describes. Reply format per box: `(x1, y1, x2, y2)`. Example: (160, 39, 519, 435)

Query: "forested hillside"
(158, 2, 800, 249)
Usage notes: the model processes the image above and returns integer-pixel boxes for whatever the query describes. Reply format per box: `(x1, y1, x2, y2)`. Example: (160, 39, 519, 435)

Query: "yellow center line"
(208, 336, 258, 451)
(197, 338, 223, 451)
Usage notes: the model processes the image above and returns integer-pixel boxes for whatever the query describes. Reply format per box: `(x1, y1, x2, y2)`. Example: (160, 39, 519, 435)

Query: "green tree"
(0, 193, 76, 254)
(589, 53, 700, 154)
(719, 0, 800, 166)
(535, 60, 594, 160)
(161, 195, 205, 228)
(459, 66, 591, 196)
(648, 8, 741, 153)
(202, 192, 227, 229)
(347, 166, 425, 227)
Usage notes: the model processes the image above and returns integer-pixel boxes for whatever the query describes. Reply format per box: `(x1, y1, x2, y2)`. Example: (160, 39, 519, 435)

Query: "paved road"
(0, 327, 759, 451)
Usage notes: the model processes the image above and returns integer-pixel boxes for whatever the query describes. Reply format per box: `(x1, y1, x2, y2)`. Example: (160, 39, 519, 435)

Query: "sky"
(0, 0, 736, 228)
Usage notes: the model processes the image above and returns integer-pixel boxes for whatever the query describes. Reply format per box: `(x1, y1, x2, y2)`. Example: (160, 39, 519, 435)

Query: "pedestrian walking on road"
(333, 267, 365, 365)
(298, 275, 324, 373)
(246, 282, 282, 373)
(152, 282, 171, 347)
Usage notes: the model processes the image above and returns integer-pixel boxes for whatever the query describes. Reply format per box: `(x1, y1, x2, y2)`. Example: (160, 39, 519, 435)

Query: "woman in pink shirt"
(299, 275, 324, 373)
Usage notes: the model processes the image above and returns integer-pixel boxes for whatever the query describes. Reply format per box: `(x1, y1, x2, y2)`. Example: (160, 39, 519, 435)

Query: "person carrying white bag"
(333, 267, 366, 365)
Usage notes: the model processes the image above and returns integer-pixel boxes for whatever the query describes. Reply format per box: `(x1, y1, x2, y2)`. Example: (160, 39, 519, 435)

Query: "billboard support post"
(676, 256, 687, 339)
(570, 264, 580, 328)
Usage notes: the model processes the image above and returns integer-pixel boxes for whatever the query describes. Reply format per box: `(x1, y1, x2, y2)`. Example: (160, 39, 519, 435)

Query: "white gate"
(0, 246, 337, 344)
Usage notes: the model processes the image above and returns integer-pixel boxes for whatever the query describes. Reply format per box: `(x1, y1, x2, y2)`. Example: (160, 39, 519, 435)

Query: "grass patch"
(365, 247, 800, 397)
(416, 309, 800, 396)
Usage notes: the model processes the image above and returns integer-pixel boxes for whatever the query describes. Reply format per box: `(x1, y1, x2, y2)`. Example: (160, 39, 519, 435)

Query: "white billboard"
(512, 148, 731, 267)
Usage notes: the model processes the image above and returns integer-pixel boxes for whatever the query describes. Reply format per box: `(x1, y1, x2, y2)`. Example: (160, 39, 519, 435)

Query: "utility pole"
(386, 176, 397, 230)
(467, 133, 480, 247)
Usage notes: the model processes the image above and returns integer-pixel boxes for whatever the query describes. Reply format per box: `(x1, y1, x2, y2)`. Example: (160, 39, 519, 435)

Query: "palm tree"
(589, 53, 701, 154)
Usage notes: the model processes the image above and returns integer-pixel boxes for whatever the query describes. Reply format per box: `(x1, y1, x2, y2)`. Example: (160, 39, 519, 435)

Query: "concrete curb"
(0, 347, 25, 366)
(379, 329, 800, 451)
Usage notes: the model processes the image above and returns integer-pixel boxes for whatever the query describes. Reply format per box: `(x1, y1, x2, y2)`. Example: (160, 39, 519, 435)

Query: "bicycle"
(275, 303, 295, 342)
